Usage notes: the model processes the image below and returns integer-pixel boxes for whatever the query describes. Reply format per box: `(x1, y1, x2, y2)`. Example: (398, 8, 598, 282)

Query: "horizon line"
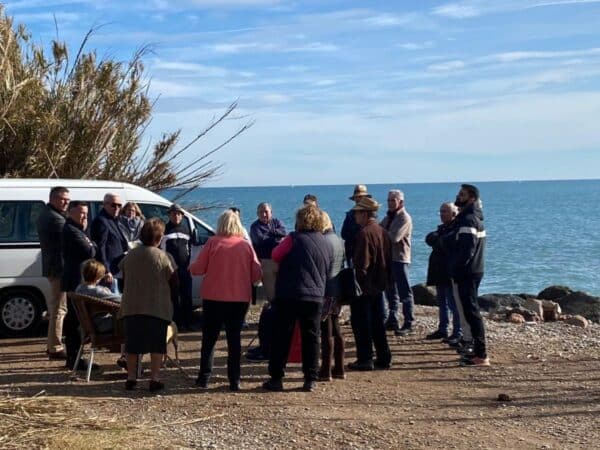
(198, 176, 600, 190)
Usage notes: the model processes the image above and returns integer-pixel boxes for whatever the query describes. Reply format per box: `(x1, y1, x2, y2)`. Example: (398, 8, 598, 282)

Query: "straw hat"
(351, 196, 380, 211)
(349, 184, 372, 200)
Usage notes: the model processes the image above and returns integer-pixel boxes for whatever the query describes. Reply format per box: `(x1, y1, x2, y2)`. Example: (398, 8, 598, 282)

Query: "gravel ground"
(1, 305, 599, 449)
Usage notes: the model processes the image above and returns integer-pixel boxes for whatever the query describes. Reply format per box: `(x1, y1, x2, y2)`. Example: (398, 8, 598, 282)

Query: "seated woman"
(189, 210, 262, 391)
(75, 259, 120, 335)
(118, 218, 178, 393)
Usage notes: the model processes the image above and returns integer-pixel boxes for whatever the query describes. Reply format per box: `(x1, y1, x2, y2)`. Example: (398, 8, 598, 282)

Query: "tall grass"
(0, 7, 252, 196)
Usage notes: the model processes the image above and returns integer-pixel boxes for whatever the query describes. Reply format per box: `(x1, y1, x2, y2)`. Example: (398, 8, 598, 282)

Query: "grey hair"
(388, 189, 404, 200)
(441, 202, 458, 215)
(256, 202, 271, 213)
(103, 192, 120, 203)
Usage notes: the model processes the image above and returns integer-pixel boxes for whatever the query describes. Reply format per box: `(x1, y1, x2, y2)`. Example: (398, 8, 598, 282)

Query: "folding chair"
(68, 292, 124, 382)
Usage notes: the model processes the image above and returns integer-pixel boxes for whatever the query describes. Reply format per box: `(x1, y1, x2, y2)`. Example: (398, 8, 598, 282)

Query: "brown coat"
(353, 220, 393, 295)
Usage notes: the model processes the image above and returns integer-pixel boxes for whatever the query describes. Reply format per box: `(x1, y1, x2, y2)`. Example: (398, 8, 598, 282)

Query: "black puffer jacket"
(425, 222, 454, 286)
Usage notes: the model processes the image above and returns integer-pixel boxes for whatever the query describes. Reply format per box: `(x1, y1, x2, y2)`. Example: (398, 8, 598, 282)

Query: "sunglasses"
(110, 203, 123, 208)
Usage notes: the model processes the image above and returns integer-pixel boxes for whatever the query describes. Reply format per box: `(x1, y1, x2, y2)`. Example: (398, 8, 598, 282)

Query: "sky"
(4, 0, 600, 186)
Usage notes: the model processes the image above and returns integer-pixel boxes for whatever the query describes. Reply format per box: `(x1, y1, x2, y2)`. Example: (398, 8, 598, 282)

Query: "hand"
(104, 272, 114, 284)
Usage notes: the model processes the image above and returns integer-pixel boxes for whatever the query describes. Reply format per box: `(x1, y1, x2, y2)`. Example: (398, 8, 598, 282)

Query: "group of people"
(36, 181, 488, 393)
(37, 189, 196, 383)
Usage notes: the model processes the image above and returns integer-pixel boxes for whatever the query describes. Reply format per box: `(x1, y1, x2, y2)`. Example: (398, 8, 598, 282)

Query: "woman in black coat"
(61, 201, 97, 370)
(424, 202, 462, 342)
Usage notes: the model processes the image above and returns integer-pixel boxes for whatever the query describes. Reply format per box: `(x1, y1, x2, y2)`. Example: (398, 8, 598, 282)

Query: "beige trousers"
(260, 259, 278, 302)
(46, 277, 67, 353)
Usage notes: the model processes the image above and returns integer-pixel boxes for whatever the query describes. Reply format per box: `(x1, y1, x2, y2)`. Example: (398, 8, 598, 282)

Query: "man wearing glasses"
(91, 193, 129, 293)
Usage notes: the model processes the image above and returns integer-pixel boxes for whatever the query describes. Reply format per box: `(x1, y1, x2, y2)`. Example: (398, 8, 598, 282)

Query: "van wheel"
(0, 289, 44, 337)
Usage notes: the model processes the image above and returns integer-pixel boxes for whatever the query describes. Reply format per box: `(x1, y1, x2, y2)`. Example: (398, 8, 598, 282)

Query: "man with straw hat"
(347, 196, 393, 371)
(341, 185, 372, 266)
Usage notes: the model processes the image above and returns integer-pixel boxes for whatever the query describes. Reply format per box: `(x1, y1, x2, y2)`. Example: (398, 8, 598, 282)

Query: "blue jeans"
(384, 262, 414, 327)
(437, 284, 461, 338)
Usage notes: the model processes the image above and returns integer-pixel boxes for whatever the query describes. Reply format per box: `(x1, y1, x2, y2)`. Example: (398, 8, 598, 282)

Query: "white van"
(0, 179, 214, 337)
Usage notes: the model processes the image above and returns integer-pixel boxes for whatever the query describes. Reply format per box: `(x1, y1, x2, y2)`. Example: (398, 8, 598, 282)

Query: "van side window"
(138, 203, 170, 223)
(0, 201, 45, 242)
(0, 203, 17, 240)
(193, 220, 213, 245)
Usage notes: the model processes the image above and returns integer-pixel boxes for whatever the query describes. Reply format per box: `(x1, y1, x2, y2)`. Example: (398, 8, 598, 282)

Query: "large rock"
(538, 285, 573, 300)
(563, 314, 589, 328)
(412, 284, 437, 306)
(508, 313, 526, 324)
(477, 294, 526, 312)
(556, 291, 600, 322)
(521, 298, 545, 321)
(541, 300, 561, 321)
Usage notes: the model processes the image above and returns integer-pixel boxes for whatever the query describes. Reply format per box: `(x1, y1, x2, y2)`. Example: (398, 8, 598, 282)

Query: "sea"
(168, 179, 600, 296)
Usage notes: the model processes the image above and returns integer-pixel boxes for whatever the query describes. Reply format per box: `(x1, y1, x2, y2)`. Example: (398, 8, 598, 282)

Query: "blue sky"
(5, 0, 600, 186)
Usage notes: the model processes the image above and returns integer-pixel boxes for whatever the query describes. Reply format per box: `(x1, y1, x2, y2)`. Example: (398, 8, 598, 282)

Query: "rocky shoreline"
(412, 284, 600, 328)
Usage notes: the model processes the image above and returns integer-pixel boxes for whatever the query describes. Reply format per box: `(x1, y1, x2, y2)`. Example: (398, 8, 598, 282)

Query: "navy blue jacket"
(444, 203, 486, 279)
(425, 222, 454, 286)
(341, 209, 361, 264)
(250, 218, 286, 259)
(90, 209, 129, 275)
(275, 231, 334, 303)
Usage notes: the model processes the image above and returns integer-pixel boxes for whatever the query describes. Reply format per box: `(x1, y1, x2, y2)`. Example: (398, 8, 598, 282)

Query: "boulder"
(521, 298, 545, 321)
(556, 291, 600, 322)
(517, 293, 538, 301)
(477, 294, 526, 312)
(412, 284, 437, 306)
(541, 300, 561, 321)
(508, 313, 526, 324)
(563, 314, 589, 328)
(537, 285, 573, 301)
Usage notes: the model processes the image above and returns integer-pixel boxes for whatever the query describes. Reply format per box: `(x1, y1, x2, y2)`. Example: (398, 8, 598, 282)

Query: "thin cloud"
(432, 3, 481, 18)
(398, 41, 434, 50)
(428, 60, 466, 72)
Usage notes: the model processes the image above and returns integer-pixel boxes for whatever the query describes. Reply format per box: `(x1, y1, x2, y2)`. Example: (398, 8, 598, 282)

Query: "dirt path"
(1, 306, 599, 449)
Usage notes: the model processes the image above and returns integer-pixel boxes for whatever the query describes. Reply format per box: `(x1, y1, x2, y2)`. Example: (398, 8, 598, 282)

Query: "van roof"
(0, 178, 131, 189)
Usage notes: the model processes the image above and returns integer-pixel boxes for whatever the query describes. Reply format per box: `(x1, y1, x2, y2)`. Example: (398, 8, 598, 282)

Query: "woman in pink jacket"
(189, 210, 262, 391)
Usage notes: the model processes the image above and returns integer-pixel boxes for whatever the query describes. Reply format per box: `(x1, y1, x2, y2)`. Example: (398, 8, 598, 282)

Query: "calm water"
(169, 180, 600, 296)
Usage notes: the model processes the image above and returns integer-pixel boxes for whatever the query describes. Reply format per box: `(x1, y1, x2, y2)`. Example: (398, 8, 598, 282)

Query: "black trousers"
(268, 300, 322, 382)
(350, 292, 391, 365)
(174, 267, 193, 326)
(64, 299, 81, 367)
(199, 300, 249, 382)
(455, 274, 487, 358)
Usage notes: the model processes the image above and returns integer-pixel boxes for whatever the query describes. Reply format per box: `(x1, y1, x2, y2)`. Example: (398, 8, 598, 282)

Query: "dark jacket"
(341, 209, 361, 264)
(275, 231, 333, 303)
(444, 203, 486, 279)
(36, 203, 66, 278)
(353, 220, 393, 295)
(90, 209, 129, 275)
(250, 218, 286, 259)
(324, 230, 345, 298)
(163, 220, 192, 268)
(61, 218, 97, 292)
(425, 222, 454, 286)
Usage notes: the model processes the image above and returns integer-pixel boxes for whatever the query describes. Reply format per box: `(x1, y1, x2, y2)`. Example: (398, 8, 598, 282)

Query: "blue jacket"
(91, 209, 129, 275)
(341, 209, 361, 264)
(275, 231, 333, 303)
(250, 218, 286, 259)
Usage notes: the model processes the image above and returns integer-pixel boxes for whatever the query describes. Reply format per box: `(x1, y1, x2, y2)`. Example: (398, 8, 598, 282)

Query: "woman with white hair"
(424, 202, 462, 342)
(189, 210, 262, 391)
